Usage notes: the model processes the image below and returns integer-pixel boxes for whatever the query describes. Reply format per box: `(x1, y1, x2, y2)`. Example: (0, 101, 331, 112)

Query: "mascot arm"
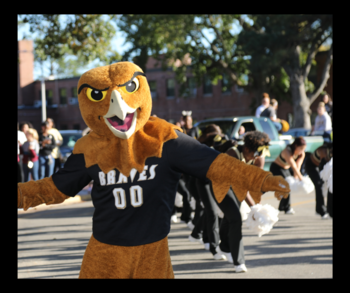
(18, 153, 92, 211)
(206, 153, 290, 204)
(18, 177, 70, 211)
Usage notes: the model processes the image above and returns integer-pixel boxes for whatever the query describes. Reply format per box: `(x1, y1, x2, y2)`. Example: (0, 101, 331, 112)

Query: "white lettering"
(99, 172, 106, 186)
(107, 170, 116, 185)
(138, 165, 148, 181)
(117, 172, 128, 184)
(148, 164, 158, 180)
(130, 168, 137, 183)
(113, 188, 126, 209)
(130, 185, 143, 207)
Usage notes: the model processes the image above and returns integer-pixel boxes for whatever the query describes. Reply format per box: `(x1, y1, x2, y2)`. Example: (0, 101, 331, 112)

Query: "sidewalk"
(18, 190, 332, 279)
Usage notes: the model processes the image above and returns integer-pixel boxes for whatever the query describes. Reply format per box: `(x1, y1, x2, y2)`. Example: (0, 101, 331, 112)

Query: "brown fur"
(79, 235, 174, 279)
(72, 62, 182, 175)
(206, 153, 273, 203)
(74, 116, 181, 175)
(17, 177, 70, 210)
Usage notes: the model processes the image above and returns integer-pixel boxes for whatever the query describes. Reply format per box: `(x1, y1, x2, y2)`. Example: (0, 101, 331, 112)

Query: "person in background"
(270, 137, 307, 214)
(215, 131, 271, 273)
(322, 93, 333, 119)
(189, 124, 226, 261)
(255, 93, 270, 117)
(312, 102, 332, 141)
(238, 125, 245, 138)
(18, 122, 27, 183)
(304, 142, 333, 219)
(46, 118, 63, 173)
(181, 111, 201, 230)
(260, 98, 282, 132)
(39, 121, 56, 179)
(181, 110, 200, 139)
(20, 128, 40, 181)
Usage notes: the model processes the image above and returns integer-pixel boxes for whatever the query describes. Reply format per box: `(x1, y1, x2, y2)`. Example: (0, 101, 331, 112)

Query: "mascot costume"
(17, 62, 290, 279)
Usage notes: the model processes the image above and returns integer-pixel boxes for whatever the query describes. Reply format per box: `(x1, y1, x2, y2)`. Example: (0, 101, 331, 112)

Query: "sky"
(17, 17, 132, 80)
(17, 15, 247, 80)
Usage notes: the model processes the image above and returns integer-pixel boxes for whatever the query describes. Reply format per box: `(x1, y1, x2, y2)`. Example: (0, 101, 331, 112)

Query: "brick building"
(17, 40, 332, 131)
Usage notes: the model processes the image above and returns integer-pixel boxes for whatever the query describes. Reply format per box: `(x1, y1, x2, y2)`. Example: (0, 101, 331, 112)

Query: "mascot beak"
(103, 90, 138, 139)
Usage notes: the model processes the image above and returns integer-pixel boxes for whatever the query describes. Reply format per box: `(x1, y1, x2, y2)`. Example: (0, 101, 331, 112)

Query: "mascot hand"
(261, 175, 290, 201)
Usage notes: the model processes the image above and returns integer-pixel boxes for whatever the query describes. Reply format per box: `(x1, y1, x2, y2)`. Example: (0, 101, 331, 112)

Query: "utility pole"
(41, 61, 46, 122)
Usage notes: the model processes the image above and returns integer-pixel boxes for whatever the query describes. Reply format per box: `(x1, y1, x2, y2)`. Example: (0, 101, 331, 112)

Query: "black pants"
(191, 178, 220, 256)
(184, 174, 204, 226)
(270, 162, 293, 212)
(176, 177, 192, 223)
(304, 156, 327, 216)
(217, 187, 245, 266)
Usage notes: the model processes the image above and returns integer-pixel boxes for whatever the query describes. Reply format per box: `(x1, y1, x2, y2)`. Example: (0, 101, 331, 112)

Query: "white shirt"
(314, 112, 332, 132)
(255, 105, 268, 117)
(18, 130, 27, 155)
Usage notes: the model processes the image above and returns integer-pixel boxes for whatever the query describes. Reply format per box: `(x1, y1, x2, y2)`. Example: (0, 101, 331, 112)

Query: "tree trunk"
(289, 73, 311, 129)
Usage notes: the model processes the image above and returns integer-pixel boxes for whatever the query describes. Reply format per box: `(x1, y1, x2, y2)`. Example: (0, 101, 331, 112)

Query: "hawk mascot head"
(73, 62, 181, 176)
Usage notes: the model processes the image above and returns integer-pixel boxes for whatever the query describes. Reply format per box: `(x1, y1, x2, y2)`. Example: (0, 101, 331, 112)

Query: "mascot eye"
(86, 88, 108, 102)
(120, 77, 140, 94)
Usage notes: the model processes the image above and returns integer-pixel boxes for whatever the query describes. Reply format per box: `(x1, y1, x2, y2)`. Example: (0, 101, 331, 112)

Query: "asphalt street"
(17, 189, 333, 279)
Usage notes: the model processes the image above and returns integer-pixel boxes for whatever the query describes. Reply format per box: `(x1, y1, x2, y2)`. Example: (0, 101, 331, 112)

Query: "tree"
(238, 14, 333, 128)
(117, 15, 251, 95)
(18, 14, 121, 78)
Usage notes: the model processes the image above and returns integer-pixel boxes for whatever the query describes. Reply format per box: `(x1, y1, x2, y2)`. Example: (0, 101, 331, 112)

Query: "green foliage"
(117, 15, 249, 96)
(18, 14, 120, 77)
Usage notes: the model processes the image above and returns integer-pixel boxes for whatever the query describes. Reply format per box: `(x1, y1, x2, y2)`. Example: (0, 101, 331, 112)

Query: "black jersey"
(52, 130, 220, 246)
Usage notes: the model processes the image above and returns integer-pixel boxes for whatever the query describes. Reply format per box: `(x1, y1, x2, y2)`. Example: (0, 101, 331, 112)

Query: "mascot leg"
(79, 235, 174, 279)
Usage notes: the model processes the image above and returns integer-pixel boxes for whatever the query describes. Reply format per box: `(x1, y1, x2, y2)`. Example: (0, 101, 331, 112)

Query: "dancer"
(304, 142, 333, 219)
(188, 124, 225, 260)
(270, 137, 306, 214)
(215, 131, 271, 273)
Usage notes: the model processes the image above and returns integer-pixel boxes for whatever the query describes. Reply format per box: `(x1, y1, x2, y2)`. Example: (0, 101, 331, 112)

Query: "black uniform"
(52, 131, 220, 246)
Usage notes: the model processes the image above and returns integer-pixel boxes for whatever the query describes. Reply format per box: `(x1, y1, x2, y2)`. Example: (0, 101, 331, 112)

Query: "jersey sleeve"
(164, 130, 220, 181)
(51, 153, 92, 197)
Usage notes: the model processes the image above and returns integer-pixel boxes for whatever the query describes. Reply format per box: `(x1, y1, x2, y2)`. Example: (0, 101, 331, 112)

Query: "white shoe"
(234, 264, 248, 273)
(213, 253, 227, 260)
(186, 221, 194, 230)
(285, 208, 295, 214)
(204, 243, 210, 250)
(316, 212, 329, 219)
(216, 246, 233, 263)
(171, 215, 178, 223)
(321, 213, 329, 219)
(188, 235, 203, 244)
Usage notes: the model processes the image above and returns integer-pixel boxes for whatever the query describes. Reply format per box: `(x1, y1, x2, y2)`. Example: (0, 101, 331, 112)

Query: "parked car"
(58, 130, 83, 167)
(283, 128, 311, 138)
(194, 116, 324, 172)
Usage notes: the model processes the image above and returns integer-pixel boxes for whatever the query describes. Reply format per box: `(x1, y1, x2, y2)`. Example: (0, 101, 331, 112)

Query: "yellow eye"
(120, 77, 140, 94)
(86, 88, 108, 102)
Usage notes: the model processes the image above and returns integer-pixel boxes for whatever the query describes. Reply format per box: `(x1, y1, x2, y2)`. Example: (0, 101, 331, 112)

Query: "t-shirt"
(18, 130, 27, 155)
(314, 112, 332, 132)
(255, 105, 267, 117)
(52, 130, 220, 246)
(48, 128, 63, 159)
(260, 106, 276, 119)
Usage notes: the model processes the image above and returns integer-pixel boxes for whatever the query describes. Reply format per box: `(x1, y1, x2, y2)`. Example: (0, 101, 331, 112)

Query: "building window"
(60, 88, 67, 105)
(221, 74, 231, 94)
(60, 124, 68, 130)
(167, 79, 175, 99)
(39, 89, 53, 105)
(203, 75, 212, 96)
(149, 81, 157, 100)
(73, 123, 80, 130)
(188, 77, 197, 98)
(71, 87, 77, 97)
